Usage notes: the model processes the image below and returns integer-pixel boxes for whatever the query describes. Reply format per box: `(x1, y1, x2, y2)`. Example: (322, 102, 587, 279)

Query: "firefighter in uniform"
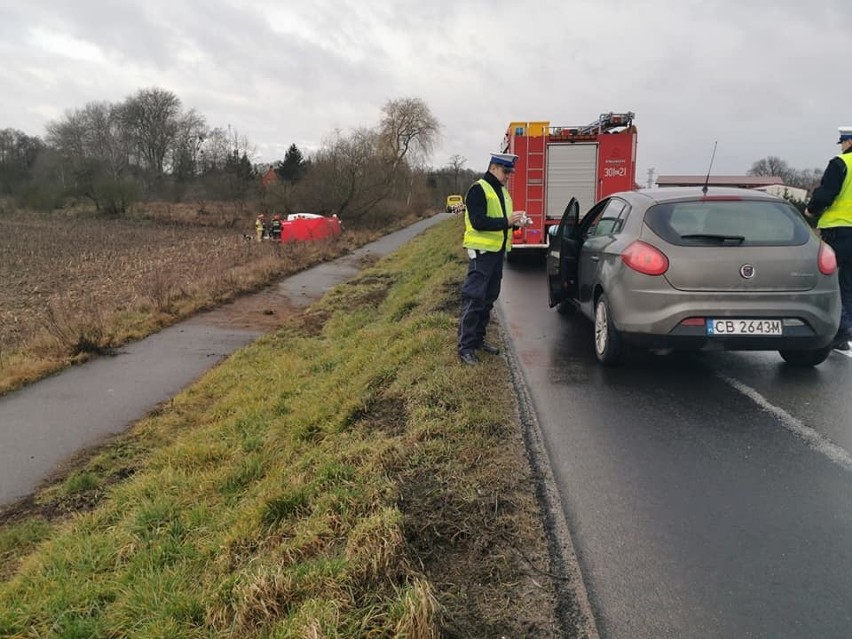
(457, 153, 524, 365)
(270, 214, 282, 241)
(255, 214, 266, 242)
(805, 126, 852, 351)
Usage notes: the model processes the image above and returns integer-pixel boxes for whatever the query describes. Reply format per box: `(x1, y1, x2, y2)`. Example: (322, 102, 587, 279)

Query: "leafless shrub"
(137, 265, 177, 313)
(43, 296, 109, 356)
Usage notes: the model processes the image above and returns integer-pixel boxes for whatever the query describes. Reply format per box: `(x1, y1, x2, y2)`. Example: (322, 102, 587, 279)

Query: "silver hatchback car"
(546, 187, 841, 366)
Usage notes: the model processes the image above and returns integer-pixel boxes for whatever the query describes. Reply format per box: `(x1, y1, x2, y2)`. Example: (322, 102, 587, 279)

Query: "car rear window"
(644, 199, 811, 246)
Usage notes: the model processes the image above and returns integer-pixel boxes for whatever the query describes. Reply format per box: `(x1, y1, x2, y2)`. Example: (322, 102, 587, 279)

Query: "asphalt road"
(499, 255, 852, 639)
(0, 214, 448, 508)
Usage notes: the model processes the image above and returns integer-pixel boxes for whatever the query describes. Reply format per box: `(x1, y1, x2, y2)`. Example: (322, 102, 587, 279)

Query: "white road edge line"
(718, 373, 852, 472)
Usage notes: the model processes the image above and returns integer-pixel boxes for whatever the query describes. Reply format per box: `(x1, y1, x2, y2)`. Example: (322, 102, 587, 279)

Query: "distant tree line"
(1, 89, 472, 228)
(428, 154, 479, 199)
(748, 156, 825, 193)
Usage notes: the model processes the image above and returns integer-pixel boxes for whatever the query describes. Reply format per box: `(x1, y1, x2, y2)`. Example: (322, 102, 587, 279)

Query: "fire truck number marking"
(604, 167, 627, 177)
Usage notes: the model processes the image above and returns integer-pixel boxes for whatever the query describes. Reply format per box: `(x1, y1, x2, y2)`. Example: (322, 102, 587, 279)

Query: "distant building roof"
(656, 175, 784, 188)
(261, 166, 279, 188)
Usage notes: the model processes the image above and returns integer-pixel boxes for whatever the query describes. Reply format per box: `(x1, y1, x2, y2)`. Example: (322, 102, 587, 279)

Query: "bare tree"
(747, 156, 794, 184)
(199, 127, 230, 173)
(36, 87, 268, 207)
(426, 159, 478, 210)
(378, 97, 440, 208)
(81, 102, 131, 181)
(379, 97, 440, 172)
(198, 125, 254, 174)
(46, 102, 137, 214)
(792, 167, 825, 193)
(447, 154, 467, 193)
(46, 106, 96, 195)
(45, 110, 86, 178)
(170, 109, 207, 181)
(0, 128, 43, 195)
(306, 127, 386, 222)
(120, 87, 182, 176)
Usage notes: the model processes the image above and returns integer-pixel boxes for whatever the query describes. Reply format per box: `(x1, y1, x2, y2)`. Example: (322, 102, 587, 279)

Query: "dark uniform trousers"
(822, 227, 852, 332)
(458, 249, 504, 354)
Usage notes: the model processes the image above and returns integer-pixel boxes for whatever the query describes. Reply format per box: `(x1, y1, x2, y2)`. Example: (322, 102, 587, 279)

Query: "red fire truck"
(503, 112, 638, 256)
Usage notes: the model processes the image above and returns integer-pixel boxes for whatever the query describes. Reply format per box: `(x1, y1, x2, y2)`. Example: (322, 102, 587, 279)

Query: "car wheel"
(779, 346, 833, 367)
(594, 293, 623, 365)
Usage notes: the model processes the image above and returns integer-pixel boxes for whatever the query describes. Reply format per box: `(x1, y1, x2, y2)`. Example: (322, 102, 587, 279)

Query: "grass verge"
(0, 217, 559, 638)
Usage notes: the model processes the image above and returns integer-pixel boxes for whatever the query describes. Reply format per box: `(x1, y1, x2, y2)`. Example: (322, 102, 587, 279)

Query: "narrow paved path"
(0, 215, 448, 507)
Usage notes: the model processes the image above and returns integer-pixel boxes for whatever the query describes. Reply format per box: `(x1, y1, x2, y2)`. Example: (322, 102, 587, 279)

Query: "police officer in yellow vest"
(457, 153, 525, 365)
(805, 126, 852, 350)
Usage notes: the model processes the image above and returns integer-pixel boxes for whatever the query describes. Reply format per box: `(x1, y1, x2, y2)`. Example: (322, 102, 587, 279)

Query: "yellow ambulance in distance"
(446, 194, 464, 214)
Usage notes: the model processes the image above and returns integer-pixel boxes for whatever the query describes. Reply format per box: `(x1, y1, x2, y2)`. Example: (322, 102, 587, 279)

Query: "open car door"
(546, 198, 580, 307)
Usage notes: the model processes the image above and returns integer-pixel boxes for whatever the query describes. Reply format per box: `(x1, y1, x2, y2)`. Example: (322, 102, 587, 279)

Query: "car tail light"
(680, 317, 706, 327)
(818, 241, 837, 275)
(621, 241, 669, 276)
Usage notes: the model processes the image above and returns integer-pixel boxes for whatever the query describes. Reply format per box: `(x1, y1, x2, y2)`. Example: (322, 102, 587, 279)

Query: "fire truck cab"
(503, 112, 637, 256)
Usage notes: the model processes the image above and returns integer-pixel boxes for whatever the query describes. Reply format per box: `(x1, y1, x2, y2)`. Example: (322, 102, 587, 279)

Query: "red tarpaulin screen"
(280, 215, 342, 243)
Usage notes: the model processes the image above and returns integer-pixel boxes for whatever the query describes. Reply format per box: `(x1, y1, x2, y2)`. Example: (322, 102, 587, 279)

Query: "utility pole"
(646, 168, 656, 189)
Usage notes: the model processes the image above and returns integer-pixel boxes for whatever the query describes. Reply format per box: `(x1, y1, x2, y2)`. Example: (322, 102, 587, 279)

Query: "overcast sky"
(2, 0, 851, 185)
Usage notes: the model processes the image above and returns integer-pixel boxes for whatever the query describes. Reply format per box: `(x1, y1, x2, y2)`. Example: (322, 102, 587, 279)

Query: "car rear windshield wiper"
(680, 233, 746, 244)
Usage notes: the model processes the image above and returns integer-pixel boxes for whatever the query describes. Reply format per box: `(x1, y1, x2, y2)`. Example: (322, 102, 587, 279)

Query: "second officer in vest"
(457, 152, 524, 365)
(805, 126, 852, 350)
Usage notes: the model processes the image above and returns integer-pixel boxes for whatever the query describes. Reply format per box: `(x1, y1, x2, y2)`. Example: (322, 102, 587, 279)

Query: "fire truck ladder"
(575, 111, 635, 135)
(503, 131, 545, 221)
(524, 133, 545, 221)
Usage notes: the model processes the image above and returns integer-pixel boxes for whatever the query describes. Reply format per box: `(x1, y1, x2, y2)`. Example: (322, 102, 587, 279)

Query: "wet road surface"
(499, 256, 852, 639)
(0, 214, 448, 507)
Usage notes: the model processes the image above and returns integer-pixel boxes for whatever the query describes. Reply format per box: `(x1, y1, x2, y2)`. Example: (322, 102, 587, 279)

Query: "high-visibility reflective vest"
(818, 153, 852, 229)
(463, 179, 513, 253)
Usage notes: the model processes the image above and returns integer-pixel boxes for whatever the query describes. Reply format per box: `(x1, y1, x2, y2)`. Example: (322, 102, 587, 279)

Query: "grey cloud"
(3, 0, 852, 179)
